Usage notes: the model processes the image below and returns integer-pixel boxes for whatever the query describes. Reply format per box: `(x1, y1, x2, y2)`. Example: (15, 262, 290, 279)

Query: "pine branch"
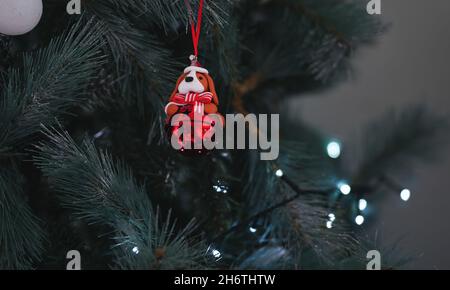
(84, 0, 232, 88)
(0, 35, 16, 78)
(237, 246, 292, 270)
(337, 232, 416, 270)
(0, 166, 46, 269)
(85, 6, 178, 89)
(85, 0, 231, 33)
(113, 209, 211, 270)
(354, 106, 450, 184)
(237, 150, 357, 268)
(0, 17, 105, 153)
(81, 4, 180, 132)
(237, 0, 384, 95)
(34, 125, 211, 269)
(212, 172, 334, 243)
(292, 0, 384, 81)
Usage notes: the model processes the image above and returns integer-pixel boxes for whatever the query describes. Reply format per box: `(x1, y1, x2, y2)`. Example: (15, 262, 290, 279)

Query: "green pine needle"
(34, 125, 211, 269)
(0, 17, 105, 152)
(0, 167, 47, 269)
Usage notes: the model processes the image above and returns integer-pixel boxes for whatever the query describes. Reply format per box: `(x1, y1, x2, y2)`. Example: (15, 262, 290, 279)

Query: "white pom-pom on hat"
(185, 55, 208, 74)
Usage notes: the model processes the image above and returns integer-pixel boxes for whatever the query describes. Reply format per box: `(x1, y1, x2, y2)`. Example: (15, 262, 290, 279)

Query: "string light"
(206, 245, 223, 261)
(355, 215, 365, 225)
(132, 246, 139, 254)
(326, 213, 335, 229)
(94, 130, 105, 139)
(212, 249, 221, 258)
(93, 127, 110, 139)
(326, 141, 341, 159)
(213, 182, 229, 193)
(338, 182, 351, 195)
(400, 189, 411, 201)
(328, 213, 336, 222)
(249, 227, 257, 233)
(275, 169, 284, 177)
(358, 199, 368, 211)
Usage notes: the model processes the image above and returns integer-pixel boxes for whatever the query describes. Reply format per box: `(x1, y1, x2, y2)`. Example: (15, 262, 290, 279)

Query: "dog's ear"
(206, 74, 219, 105)
(169, 73, 187, 101)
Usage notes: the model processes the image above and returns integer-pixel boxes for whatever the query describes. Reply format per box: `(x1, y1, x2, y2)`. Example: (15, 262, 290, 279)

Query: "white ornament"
(0, 0, 43, 36)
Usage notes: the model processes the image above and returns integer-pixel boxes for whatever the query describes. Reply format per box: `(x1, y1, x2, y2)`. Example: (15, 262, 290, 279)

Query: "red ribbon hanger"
(184, 0, 205, 57)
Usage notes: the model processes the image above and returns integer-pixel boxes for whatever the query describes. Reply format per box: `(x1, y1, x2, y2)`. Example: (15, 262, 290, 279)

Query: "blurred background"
(290, 0, 450, 269)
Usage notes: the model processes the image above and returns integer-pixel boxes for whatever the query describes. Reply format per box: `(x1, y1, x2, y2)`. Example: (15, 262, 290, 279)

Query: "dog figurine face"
(169, 67, 219, 105)
(178, 71, 207, 94)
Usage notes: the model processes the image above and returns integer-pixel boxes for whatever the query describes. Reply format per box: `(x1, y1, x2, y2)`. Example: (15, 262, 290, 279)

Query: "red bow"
(172, 92, 213, 105)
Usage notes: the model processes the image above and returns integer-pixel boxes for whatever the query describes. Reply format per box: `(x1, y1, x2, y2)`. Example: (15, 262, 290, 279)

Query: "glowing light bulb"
(327, 141, 341, 159)
(249, 227, 257, 233)
(358, 199, 368, 211)
(94, 130, 105, 139)
(400, 189, 411, 201)
(328, 213, 336, 222)
(355, 215, 365, 225)
(213, 183, 228, 193)
(339, 183, 351, 195)
(212, 249, 221, 258)
(275, 169, 284, 177)
(132, 246, 139, 254)
(326, 220, 333, 229)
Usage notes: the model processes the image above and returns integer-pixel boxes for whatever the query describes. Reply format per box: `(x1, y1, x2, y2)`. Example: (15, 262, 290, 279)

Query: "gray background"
(290, 0, 450, 269)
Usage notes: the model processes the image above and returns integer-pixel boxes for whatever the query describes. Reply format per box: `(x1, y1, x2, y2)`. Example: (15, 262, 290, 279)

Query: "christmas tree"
(0, 0, 447, 270)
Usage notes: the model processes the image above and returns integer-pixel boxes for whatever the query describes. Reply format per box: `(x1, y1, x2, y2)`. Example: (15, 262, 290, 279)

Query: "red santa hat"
(184, 55, 209, 74)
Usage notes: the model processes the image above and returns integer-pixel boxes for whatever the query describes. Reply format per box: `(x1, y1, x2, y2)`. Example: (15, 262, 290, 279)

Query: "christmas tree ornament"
(0, 0, 43, 36)
(165, 56, 219, 120)
(165, 0, 223, 154)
